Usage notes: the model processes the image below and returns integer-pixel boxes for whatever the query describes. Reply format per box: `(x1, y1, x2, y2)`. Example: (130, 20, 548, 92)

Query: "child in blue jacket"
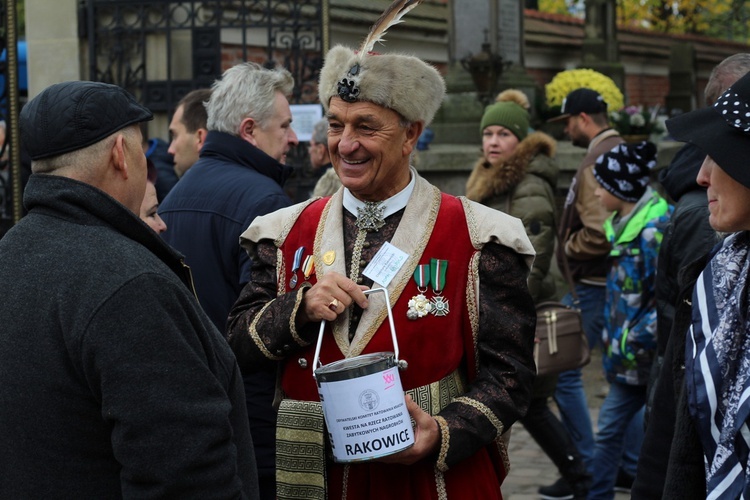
(588, 141, 672, 499)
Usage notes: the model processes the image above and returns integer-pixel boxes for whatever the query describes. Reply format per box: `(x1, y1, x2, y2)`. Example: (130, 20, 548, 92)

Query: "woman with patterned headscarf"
(643, 70, 750, 499)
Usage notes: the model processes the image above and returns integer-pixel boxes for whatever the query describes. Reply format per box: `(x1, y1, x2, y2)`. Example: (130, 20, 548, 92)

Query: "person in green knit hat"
(467, 90, 591, 500)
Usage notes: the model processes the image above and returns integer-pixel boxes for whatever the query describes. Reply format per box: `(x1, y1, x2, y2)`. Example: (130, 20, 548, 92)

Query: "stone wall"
(413, 140, 684, 202)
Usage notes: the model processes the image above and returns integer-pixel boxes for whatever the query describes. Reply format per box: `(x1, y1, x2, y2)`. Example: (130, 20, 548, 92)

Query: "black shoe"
(539, 477, 573, 500)
(614, 469, 634, 493)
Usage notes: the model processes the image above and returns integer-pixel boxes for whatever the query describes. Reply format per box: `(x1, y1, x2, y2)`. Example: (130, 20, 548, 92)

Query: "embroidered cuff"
(453, 396, 505, 437)
(434, 415, 450, 473)
(289, 283, 314, 346)
(249, 300, 284, 361)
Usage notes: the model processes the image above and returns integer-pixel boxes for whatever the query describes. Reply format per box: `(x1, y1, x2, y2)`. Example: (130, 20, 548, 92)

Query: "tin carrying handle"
(312, 287, 401, 376)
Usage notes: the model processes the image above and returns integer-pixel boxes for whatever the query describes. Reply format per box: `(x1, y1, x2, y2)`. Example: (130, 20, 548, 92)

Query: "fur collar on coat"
(465, 131, 556, 203)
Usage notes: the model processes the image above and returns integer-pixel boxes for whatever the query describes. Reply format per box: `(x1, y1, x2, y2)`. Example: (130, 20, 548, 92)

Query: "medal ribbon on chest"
(301, 255, 315, 286)
(430, 258, 450, 316)
(407, 264, 432, 320)
(289, 246, 305, 289)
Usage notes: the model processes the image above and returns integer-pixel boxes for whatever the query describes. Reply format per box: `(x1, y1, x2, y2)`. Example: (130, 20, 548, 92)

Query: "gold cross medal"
(429, 259, 449, 316)
(407, 264, 432, 320)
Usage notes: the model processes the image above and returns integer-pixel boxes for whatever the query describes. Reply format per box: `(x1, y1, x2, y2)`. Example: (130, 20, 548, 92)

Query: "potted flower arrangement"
(610, 105, 664, 142)
(545, 68, 624, 116)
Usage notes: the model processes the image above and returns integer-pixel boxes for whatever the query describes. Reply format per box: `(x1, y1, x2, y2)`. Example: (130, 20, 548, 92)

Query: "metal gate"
(0, 0, 23, 234)
(83, 0, 327, 201)
(83, 0, 326, 109)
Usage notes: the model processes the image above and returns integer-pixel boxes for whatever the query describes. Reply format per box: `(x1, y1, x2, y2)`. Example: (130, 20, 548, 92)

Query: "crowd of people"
(2, 0, 750, 498)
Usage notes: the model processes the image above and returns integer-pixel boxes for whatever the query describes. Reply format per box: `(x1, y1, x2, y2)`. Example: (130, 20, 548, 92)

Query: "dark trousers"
(520, 394, 591, 495)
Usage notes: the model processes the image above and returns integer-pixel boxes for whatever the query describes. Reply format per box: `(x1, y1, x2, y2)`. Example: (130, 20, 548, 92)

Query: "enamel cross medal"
(429, 258, 449, 316)
(289, 246, 305, 289)
(407, 264, 432, 320)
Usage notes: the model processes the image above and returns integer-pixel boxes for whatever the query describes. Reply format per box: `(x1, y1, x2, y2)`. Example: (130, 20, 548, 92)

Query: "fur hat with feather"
(318, 0, 446, 125)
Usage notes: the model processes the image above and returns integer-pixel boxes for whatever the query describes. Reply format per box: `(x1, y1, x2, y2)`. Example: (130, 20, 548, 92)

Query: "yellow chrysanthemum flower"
(545, 69, 624, 112)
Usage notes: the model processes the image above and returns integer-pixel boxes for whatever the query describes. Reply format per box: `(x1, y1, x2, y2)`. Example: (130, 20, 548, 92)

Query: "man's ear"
(111, 133, 129, 180)
(239, 117, 259, 146)
(402, 121, 424, 157)
(196, 128, 208, 148)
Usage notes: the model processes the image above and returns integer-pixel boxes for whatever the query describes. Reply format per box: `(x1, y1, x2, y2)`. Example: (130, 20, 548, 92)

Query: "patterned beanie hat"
(593, 141, 657, 202)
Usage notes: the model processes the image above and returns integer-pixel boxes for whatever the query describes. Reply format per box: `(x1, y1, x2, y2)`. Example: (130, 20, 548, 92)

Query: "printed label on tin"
(318, 366, 414, 462)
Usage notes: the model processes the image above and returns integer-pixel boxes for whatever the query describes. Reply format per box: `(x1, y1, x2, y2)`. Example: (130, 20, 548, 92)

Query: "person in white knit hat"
(226, 1, 537, 498)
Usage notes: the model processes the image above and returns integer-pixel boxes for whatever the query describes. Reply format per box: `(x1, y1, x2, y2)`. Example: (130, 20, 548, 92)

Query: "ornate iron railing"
(1, 0, 22, 232)
(83, 0, 325, 110)
(83, 0, 326, 201)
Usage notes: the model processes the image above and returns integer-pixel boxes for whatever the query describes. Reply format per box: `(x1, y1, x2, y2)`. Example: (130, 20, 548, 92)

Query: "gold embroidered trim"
(348, 229, 368, 284)
(349, 184, 441, 357)
(312, 197, 333, 263)
(496, 432, 511, 476)
(289, 284, 313, 346)
(276, 247, 287, 296)
(434, 415, 451, 473)
(342, 464, 349, 500)
(276, 200, 318, 248)
(466, 252, 481, 373)
(459, 197, 482, 250)
(434, 464, 448, 500)
(249, 300, 284, 361)
(453, 396, 505, 437)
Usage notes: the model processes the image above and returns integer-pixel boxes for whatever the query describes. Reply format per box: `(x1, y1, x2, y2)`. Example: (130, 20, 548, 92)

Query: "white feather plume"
(358, 0, 424, 57)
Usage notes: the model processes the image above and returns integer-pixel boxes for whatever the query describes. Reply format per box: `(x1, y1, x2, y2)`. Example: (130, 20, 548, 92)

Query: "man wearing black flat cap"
(0, 81, 259, 499)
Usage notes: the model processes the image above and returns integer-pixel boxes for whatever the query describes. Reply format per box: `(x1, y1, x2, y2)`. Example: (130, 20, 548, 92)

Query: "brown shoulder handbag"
(534, 301, 590, 376)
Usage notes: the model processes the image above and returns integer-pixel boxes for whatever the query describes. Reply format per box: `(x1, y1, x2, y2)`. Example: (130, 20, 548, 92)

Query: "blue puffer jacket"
(602, 187, 672, 385)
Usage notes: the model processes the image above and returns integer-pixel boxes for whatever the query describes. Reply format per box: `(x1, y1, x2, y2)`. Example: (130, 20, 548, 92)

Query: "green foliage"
(539, 0, 749, 43)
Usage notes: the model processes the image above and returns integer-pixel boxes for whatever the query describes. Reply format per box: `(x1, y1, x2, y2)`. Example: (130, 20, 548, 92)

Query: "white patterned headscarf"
(686, 231, 750, 499)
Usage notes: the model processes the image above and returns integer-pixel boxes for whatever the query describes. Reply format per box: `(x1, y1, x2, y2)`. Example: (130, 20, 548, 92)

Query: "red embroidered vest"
(279, 194, 478, 402)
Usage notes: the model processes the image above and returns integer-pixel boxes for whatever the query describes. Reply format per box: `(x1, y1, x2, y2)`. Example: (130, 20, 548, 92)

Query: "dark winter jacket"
(466, 131, 559, 303)
(632, 254, 710, 499)
(0, 174, 258, 499)
(159, 130, 292, 481)
(160, 131, 293, 332)
(654, 143, 718, 357)
(644, 144, 719, 427)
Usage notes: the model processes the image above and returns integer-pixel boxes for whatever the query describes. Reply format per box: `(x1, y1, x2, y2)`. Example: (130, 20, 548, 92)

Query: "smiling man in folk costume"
(226, 1, 537, 498)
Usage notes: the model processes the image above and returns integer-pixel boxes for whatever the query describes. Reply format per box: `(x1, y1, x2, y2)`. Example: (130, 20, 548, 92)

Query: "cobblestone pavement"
(501, 349, 630, 500)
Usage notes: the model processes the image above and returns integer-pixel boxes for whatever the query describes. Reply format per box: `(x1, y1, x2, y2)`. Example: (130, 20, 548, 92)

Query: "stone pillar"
(497, 0, 537, 117)
(434, 0, 535, 144)
(25, 0, 83, 99)
(580, 0, 625, 96)
(432, 0, 492, 145)
(665, 42, 696, 115)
